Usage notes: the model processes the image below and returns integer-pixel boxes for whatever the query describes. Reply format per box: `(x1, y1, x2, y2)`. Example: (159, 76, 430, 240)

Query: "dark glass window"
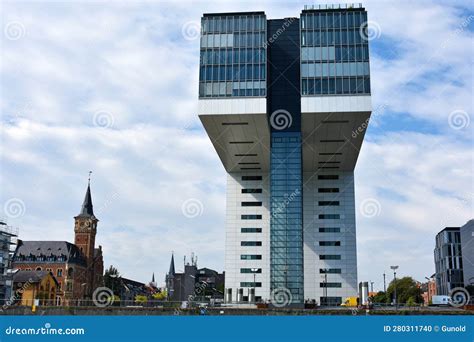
(242, 176, 262, 181)
(240, 282, 262, 287)
(242, 201, 263, 207)
(242, 188, 263, 193)
(241, 228, 262, 233)
(241, 214, 262, 220)
(319, 227, 340, 233)
(318, 188, 339, 193)
(319, 241, 341, 246)
(319, 201, 339, 206)
(241, 254, 262, 260)
(319, 214, 340, 219)
(241, 268, 262, 273)
(241, 241, 262, 246)
(320, 255, 341, 260)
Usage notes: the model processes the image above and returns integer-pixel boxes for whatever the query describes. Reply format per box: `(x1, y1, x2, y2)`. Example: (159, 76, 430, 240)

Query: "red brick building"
(12, 180, 104, 305)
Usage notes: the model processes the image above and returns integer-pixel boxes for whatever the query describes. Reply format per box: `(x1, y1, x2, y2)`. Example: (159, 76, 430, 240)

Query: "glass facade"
(300, 9, 370, 95)
(199, 13, 267, 97)
(270, 133, 303, 303)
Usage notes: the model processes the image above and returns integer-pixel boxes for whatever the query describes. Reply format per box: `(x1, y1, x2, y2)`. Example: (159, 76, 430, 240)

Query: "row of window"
(320, 255, 341, 260)
(301, 12, 368, 30)
(241, 214, 262, 220)
(240, 282, 262, 287)
(320, 268, 341, 274)
(302, 77, 370, 95)
(319, 201, 339, 206)
(241, 268, 262, 273)
(242, 188, 262, 193)
(241, 254, 262, 260)
(319, 227, 340, 233)
(302, 46, 369, 62)
(319, 214, 340, 219)
(319, 188, 339, 193)
(199, 64, 266, 82)
(199, 81, 266, 97)
(242, 176, 262, 181)
(320, 282, 342, 288)
(301, 62, 370, 78)
(201, 48, 265, 65)
(201, 32, 266, 48)
(301, 29, 369, 46)
(241, 241, 262, 246)
(319, 175, 339, 180)
(242, 201, 262, 207)
(320, 241, 341, 246)
(241, 228, 262, 233)
(202, 16, 266, 34)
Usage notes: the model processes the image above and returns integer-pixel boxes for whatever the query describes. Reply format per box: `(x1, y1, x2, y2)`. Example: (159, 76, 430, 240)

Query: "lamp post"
(251, 268, 258, 303)
(321, 269, 328, 306)
(383, 272, 386, 292)
(390, 266, 399, 310)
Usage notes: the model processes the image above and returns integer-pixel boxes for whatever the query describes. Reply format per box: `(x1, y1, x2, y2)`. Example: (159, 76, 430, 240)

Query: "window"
(320, 282, 342, 288)
(319, 241, 341, 246)
(319, 227, 340, 233)
(240, 282, 262, 287)
(241, 268, 262, 273)
(241, 215, 262, 220)
(319, 201, 339, 206)
(320, 268, 341, 274)
(242, 176, 262, 181)
(242, 201, 262, 207)
(68, 267, 74, 277)
(57, 269, 63, 277)
(241, 241, 262, 246)
(36, 267, 42, 271)
(242, 188, 262, 193)
(241, 228, 262, 233)
(319, 214, 340, 219)
(318, 175, 339, 180)
(318, 188, 339, 193)
(320, 255, 341, 260)
(241, 255, 262, 260)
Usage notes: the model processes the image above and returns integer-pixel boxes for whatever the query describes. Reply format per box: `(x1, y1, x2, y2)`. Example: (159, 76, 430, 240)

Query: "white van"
(431, 295, 451, 306)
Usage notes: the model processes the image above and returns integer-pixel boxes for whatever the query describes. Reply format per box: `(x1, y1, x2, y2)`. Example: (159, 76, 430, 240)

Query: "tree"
(371, 291, 388, 304)
(152, 291, 167, 300)
(406, 297, 416, 307)
(386, 277, 423, 304)
(104, 265, 122, 296)
(135, 295, 148, 304)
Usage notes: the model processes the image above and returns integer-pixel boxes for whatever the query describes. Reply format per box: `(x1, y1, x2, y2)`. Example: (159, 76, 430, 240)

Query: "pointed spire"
(78, 171, 95, 217)
(152, 272, 155, 283)
(168, 253, 175, 275)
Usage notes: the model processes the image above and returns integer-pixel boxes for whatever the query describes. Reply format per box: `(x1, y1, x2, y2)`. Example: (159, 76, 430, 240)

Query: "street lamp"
(390, 266, 399, 309)
(251, 268, 259, 303)
(321, 269, 328, 306)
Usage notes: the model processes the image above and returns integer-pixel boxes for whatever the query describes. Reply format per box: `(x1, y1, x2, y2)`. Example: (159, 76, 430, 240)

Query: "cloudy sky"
(1, 0, 472, 290)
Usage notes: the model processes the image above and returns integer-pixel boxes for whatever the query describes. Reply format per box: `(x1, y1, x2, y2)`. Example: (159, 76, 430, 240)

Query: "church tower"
(74, 174, 98, 267)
